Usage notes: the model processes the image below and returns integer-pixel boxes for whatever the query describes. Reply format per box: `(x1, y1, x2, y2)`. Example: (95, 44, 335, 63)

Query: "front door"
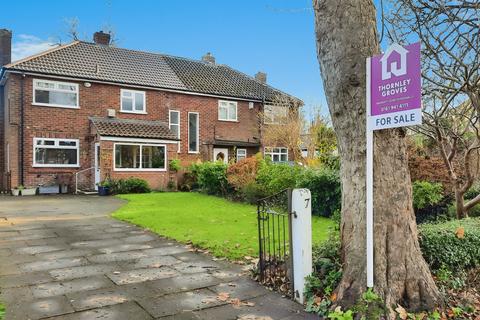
(94, 143, 100, 190)
(213, 148, 229, 164)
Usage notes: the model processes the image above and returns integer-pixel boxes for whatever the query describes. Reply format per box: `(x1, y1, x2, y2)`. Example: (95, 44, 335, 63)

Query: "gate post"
(290, 188, 312, 304)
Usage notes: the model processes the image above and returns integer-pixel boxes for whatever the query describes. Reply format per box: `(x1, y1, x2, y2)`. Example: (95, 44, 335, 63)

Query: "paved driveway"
(0, 195, 315, 320)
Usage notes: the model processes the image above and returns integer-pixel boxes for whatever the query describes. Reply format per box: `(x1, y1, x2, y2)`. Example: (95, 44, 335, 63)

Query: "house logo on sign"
(380, 43, 409, 80)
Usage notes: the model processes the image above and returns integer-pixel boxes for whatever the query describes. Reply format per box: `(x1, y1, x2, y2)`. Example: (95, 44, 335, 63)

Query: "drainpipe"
(19, 73, 25, 186)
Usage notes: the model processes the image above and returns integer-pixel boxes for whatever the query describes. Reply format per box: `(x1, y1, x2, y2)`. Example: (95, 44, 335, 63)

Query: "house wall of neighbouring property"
(1, 73, 263, 190)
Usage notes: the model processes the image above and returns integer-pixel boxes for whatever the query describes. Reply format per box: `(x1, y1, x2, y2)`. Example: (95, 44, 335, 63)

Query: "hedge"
(419, 218, 480, 271)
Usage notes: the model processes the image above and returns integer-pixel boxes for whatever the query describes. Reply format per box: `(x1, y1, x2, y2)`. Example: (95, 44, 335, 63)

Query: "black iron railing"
(257, 188, 294, 296)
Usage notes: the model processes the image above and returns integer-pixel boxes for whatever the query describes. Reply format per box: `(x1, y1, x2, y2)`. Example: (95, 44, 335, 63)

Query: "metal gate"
(257, 189, 294, 296)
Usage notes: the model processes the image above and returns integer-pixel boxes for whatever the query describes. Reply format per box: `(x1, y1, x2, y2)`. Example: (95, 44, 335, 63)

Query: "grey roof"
(5, 41, 301, 103)
(90, 117, 178, 140)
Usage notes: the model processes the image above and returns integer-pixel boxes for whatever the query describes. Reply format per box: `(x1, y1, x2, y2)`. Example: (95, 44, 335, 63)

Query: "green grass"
(0, 302, 5, 320)
(113, 192, 335, 260)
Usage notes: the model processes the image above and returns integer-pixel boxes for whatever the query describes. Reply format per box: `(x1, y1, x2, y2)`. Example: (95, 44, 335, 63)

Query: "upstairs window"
(265, 147, 288, 163)
(33, 79, 79, 108)
(33, 138, 79, 167)
(121, 89, 146, 113)
(169, 110, 181, 152)
(264, 105, 288, 124)
(218, 100, 237, 121)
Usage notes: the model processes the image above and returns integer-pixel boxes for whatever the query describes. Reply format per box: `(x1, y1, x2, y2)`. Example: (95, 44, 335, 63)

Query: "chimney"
(93, 31, 111, 46)
(255, 71, 267, 84)
(0, 29, 12, 66)
(201, 52, 215, 64)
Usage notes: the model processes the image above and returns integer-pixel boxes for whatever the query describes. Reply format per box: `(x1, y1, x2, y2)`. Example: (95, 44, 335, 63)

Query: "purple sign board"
(367, 42, 422, 130)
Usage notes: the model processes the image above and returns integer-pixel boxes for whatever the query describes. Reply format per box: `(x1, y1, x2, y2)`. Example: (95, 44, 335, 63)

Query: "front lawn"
(113, 192, 335, 261)
(0, 302, 5, 320)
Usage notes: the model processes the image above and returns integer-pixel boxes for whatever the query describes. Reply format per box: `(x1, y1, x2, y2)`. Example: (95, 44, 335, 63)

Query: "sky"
(2, 0, 385, 119)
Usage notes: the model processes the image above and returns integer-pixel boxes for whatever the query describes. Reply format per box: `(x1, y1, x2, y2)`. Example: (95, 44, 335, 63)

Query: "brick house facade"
(0, 30, 301, 192)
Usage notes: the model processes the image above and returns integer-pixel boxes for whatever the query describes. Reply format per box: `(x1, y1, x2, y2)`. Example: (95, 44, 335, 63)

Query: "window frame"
(113, 143, 167, 172)
(263, 105, 288, 125)
(32, 79, 79, 109)
(169, 110, 181, 153)
(120, 89, 147, 114)
(218, 100, 238, 122)
(264, 147, 289, 163)
(236, 148, 247, 162)
(188, 112, 200, 154)
(33, 138, 80, 168)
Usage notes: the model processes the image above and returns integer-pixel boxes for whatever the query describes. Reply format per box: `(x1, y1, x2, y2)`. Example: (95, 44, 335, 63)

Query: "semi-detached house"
(0, 30, 302, 192)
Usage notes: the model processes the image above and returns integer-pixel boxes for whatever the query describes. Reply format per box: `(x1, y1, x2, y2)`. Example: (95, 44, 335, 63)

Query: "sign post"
(366, 42, 422, 287)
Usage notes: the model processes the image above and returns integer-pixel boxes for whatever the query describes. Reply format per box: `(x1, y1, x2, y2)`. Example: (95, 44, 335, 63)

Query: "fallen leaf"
(396, 305, 408, 320)
(217, 292, 230, 302)
(228, 283, 237, 287)
(229, 298, 242, 308)
(242, 301, 255, 307)
(314, 296, 322, 305)
(330, 292, 337, 302)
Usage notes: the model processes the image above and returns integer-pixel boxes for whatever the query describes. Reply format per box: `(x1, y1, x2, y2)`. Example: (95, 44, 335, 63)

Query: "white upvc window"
(33, 138, 80, 167)
(120, 89, 146, 113)
(114, 143, 166, 171)
(169, 110, 181, 153)
(264, 147, 288, 163)
(33, 79, 79, 108)
(264, 105, 288, 124)
(188, 112, 199, 153)
(218, 100, 238, 121)
(236, 148, 247, 162)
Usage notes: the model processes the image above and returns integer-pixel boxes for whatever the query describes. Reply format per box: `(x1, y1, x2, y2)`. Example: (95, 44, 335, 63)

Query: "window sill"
(188, 151, 200, 154)
(218, 119, 239, 123)
(113, 168, 167, 172)
(120, 110, 147, 115)
(32, 165, 80, 168)
(32, 103, 79, 109)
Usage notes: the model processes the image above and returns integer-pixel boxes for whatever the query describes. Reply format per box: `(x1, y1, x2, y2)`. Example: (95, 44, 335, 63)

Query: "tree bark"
(313, 0, 441, 313)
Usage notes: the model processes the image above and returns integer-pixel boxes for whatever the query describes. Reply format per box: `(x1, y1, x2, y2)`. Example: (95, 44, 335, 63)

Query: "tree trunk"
(312, 0, 441, 313)
(455, 189, 468, 219)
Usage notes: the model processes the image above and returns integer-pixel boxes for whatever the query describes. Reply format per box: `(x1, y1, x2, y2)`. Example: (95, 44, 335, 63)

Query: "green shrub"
(111, 177, 151, 194)
(448, 203, 480, 218)
(256, 162, 303, 195)
(464, 183, 480, 200)
(169, 159, 181, 172)
(419, 218, 480, 271)
(192, 162, 229, 195)
(297, 168, 341, 217)
(412, 180, 443, 210)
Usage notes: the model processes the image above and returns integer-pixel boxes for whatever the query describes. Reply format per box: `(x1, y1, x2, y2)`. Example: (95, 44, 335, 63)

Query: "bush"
(256, 162, 303, 195)
(192, 162, 229, 195)
(111, 177, 151, 194)
(297, 168, 341, 217)
(419, 218, 480, 271)
(169, 159, 181, 172)
(226, 157, 259, 191)
(412, 180, 443, 210)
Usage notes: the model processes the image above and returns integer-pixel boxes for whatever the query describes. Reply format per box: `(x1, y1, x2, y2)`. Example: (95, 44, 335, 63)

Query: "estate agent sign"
(368, 42, 422, 130)
(365, 42, 422, 287)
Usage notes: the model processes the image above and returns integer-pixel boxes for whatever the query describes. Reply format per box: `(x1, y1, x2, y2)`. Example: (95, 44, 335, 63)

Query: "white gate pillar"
(291, 188, 312, 304)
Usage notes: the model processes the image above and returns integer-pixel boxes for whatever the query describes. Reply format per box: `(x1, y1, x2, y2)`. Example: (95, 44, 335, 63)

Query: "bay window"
(114, 143, 166, 171)
(33, 138, 79, 167)
(33, 79, 79, 108)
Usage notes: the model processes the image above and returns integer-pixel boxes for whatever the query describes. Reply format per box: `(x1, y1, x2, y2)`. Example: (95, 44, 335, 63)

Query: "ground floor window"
(33, 138, 79, 167)
(114, 143, 166, 170)
(264, 147, 288, 163)
(236, 148, 247, 162)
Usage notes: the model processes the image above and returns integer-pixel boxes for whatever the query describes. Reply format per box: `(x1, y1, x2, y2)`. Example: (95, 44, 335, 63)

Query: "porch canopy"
(90, 117, 179, 140)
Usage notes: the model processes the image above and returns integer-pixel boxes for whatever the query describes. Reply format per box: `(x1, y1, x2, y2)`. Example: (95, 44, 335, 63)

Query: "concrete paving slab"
(25, 295, 75, 319)
(49, 264, 119, 281)
(172, 261, 221, 274)
(146, 273, 222, 296)
(20, 257, 88, 272)
(16, 245, 67, 255)
(209, 278, 270, 301)
(106, 267, 179, 285)
(97, 243, 152, 254)
(36, 248, 93, 260)
(87, 250, 148, 264)
(0, 271, 54, 288)
(44, 301, 153, 320)
(126, 255, 182, 269)
(67, 286, 130, 311)
(137, 289, 226, 318)
(142, 246, 189, 256)
(31, 276, 114, 298)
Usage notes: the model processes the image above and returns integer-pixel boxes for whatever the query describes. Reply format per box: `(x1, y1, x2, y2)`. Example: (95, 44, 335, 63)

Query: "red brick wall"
(2, 74, 263, 189)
